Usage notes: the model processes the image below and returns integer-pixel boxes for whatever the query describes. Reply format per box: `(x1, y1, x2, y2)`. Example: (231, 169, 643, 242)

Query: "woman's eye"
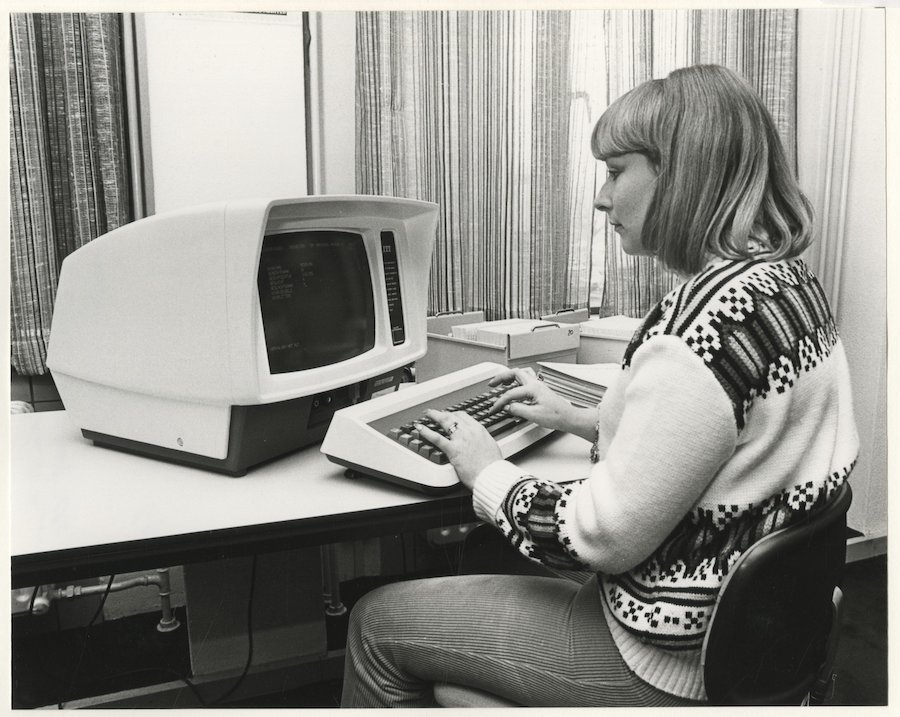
(606, 169, 620, 181)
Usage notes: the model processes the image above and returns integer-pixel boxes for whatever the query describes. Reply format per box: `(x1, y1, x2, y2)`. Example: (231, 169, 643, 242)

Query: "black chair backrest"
(702, 482, 852, 705)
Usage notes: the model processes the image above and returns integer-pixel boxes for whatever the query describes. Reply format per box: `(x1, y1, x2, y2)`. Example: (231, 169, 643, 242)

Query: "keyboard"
(321, 362, 554, 493)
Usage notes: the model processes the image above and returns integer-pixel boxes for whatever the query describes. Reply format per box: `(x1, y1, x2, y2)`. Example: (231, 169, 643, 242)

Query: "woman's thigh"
(343, 572, 690, 707)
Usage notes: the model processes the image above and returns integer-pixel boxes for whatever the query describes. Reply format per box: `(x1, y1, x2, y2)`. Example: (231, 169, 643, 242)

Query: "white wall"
(309, 12, 357, 194)
(136, 12, 309, 214)
(798, 8, 887, 539)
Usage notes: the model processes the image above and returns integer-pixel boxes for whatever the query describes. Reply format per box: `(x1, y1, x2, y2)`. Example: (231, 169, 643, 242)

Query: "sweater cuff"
(471, 459, 530, 524)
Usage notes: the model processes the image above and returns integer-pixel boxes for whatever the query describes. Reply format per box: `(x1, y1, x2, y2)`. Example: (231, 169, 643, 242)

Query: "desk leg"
(320, 544, 347, 617)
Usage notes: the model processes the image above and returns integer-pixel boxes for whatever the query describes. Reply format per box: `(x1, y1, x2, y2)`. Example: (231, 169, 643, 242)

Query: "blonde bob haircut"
(591, 64, 813, 275)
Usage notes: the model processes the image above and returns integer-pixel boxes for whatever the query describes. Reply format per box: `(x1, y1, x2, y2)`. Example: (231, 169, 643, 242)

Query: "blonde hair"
(591, 65, 813, 275)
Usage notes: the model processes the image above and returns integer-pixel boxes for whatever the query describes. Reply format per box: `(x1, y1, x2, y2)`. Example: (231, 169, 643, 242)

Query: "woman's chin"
(620, 237, 647, 256)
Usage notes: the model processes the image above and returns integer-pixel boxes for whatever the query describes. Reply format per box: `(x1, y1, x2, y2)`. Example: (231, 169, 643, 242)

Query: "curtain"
(356, 11, 593, 320)
(9, 13, 132, 376)
(796, 8, 864, 316)
(355, 9, 797, 321)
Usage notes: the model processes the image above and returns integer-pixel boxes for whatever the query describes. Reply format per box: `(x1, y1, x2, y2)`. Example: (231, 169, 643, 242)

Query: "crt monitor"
(46, 195, 439, 475)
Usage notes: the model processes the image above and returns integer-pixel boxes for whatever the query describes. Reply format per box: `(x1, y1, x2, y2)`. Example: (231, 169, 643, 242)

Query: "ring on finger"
(446, 421, 460, 436)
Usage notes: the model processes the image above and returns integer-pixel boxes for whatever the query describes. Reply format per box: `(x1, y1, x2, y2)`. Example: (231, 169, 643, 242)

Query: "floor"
(11, 551, 887, 708)
(829, 554, 888, 705)
(12, 608, 192, 709)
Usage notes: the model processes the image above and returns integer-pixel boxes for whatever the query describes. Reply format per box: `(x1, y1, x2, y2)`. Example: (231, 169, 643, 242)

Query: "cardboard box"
(577, 315, 642, 364)
(417, 318, 581, 381)
(426, 311, 486, 337)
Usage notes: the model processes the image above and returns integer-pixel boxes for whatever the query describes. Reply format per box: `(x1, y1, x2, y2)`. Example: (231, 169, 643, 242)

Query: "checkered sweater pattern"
(471, 258, 859, 701)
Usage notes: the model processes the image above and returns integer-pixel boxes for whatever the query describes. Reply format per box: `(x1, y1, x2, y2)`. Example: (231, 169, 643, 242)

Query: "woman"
(340, 64, 859, 707)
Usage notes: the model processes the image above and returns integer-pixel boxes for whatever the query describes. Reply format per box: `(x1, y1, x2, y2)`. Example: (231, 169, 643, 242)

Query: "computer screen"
(46, 196, 438, 475)
(257, 230, 377, 373)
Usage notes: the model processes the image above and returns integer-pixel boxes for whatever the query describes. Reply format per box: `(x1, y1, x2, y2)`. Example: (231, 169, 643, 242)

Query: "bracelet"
(590, 419, 600, 463)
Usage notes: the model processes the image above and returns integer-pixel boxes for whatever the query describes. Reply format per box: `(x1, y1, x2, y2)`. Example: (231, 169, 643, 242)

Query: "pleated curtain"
(9, 13, 133, 376)
(355, 9, 798, 320)
(357, 11, 594, 320)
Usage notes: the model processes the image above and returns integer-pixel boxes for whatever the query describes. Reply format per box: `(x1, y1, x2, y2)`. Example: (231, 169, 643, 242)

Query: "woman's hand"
(415, 410, 502, 490)
(489, 367, 595, 439)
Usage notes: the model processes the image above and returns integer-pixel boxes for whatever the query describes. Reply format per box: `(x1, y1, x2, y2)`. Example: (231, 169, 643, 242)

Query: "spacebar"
(486, 416, 526, 437)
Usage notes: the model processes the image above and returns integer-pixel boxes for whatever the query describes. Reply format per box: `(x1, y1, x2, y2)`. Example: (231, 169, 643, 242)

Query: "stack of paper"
(579, 314, 642, 340)
(537, 361, 621, 408)
(451, 319, 558, 347)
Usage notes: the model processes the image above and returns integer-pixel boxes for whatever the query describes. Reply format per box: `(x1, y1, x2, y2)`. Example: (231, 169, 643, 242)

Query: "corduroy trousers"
(340, 572, 701, 708)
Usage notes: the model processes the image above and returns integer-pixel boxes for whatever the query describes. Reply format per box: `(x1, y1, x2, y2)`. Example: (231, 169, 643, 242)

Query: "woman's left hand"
(416, 409, 502, 490)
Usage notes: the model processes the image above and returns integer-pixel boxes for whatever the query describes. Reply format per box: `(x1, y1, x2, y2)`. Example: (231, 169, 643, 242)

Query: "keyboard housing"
(320, 362, 554, 493)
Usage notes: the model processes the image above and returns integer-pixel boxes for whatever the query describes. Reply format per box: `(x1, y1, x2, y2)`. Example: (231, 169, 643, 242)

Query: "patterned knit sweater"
(471, 258, 859, 701)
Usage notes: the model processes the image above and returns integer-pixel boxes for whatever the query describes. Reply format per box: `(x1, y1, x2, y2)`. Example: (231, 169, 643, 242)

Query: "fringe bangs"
(591, 80, 664, 163)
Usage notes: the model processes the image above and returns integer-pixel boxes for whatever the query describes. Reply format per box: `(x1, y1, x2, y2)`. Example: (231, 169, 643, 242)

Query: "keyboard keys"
(383, 383, 527, 463)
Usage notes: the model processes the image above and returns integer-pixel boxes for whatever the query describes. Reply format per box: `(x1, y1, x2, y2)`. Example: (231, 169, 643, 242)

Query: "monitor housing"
(47, 195, 438, 475)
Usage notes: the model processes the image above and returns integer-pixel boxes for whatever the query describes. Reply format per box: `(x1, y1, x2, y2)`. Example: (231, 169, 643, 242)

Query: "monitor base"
(82, 365, 412, 476)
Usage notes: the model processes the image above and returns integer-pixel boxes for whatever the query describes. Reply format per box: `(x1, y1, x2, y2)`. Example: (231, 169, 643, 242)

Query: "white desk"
(11, 411, 592, 589)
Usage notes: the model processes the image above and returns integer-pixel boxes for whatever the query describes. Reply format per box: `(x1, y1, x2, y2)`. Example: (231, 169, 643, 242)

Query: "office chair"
(702, 481, 851, 705)
(434, 482, 852, 707)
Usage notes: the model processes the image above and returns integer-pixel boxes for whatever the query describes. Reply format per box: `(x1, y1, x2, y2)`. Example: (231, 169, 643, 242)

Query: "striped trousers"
(340, 572, 701, 707)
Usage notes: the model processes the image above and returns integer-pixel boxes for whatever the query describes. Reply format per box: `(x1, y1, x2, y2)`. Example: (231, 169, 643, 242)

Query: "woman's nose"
(594, 183, 612, 213)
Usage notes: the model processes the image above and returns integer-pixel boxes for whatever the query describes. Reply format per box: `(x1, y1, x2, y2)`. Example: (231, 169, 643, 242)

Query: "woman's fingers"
(488, 369, 519, 387)
(423, 409, 458, 431)
(417, 409, 502, 489)
(488, 366, 538, 388)
(490, 385, 533, 413)
(416, 421, 448, 451)
(514, 367, 538, 383)
(419, 409, 467, 445)
(488, 367, 541, 415)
